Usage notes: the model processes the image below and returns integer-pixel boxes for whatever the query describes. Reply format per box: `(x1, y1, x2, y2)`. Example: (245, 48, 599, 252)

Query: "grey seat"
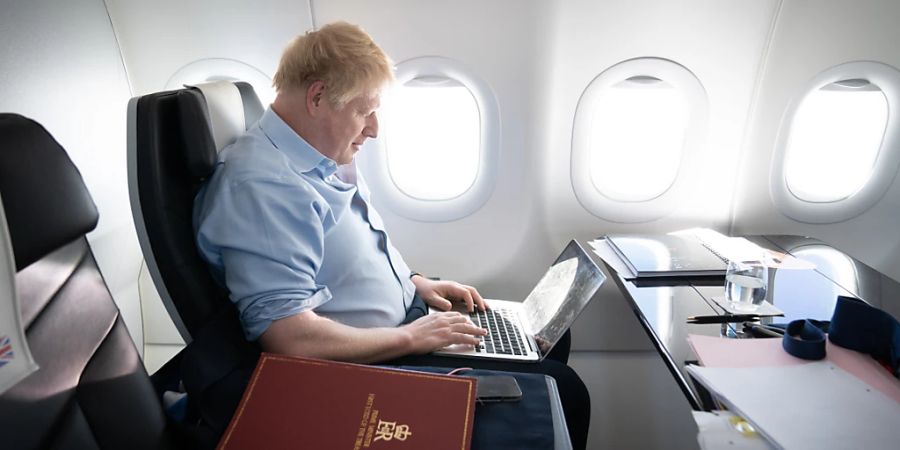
(0, 113, 175, 449)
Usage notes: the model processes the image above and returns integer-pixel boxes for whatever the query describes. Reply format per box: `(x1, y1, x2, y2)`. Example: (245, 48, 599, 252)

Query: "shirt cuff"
(240, 287, 333, 341)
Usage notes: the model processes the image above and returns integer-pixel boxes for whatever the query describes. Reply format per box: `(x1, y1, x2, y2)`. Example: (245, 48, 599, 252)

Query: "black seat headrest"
(177, 89, 220, 179)
(0, 114, 98, 270)
(179, 81, 265, 179)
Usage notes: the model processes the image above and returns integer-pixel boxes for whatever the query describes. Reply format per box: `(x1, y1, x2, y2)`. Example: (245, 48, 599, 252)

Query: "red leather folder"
(217, 353, 476, 450)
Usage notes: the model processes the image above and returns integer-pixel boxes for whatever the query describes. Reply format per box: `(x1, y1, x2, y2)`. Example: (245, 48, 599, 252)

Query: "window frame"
(358, 56, 500, 222)
(165, 58, 275, 107)
(770, 61, 900, 223)
(571, 57, 709, 223)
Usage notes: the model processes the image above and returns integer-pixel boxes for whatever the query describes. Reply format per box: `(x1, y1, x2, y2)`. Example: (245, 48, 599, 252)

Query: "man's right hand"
(401, 311, 488, 354)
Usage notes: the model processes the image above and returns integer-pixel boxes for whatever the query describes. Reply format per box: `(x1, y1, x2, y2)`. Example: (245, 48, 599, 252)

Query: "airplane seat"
(0, 113, 176, 449)
(128, 81, 264, 446)
(129, 80, 263, 342)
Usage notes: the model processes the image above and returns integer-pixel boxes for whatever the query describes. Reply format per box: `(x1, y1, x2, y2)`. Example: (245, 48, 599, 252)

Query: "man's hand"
(401, 311, 487, 354)
(411, 275, 488, 312)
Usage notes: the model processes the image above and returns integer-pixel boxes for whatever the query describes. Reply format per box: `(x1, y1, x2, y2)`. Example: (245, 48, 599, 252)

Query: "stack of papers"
(687, 362, 900, 449)
(680, 228, 814, 270)
(687, 334, 900, 449)
(687, 334, 900, 403)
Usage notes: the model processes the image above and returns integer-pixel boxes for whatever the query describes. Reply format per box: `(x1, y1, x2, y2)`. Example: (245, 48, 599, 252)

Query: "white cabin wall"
(0, 0, 143, 350)
(104, 0, 312, 99)
(732, 0, 900, 281)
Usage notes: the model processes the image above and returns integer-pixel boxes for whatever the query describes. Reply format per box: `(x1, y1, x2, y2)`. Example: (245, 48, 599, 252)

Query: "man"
(194, 21, 590, 448)
(195, 21, 488, 362)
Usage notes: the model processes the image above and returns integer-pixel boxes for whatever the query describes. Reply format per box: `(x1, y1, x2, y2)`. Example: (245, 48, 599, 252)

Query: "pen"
(744, 322, 785, 337)
(686, 314, 761, 324)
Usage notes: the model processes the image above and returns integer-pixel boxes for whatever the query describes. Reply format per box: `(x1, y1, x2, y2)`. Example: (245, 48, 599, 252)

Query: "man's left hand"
(411, 275, 488, 313)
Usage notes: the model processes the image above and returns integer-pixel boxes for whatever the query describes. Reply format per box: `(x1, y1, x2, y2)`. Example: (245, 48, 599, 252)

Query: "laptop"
(430, 240, 606, 362)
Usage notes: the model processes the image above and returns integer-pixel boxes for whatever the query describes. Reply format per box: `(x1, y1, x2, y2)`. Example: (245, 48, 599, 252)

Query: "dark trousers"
(386, 331, 591, 450)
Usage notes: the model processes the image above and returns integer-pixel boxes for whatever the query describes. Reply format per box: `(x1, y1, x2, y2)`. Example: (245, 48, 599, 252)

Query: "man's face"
(317, 92, 380, 165)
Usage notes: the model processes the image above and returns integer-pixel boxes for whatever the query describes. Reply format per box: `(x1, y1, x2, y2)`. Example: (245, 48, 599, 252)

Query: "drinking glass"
(724, 260, 768, 311)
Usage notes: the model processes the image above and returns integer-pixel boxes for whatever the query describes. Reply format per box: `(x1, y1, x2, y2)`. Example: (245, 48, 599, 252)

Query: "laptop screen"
(522, 240, 606, 356)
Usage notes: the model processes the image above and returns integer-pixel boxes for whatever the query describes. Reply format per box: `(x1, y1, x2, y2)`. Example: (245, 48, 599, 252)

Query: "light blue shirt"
(194, 107, 415, 341)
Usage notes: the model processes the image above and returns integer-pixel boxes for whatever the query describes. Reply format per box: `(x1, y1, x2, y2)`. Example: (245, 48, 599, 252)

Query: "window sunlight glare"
(384, 80, 480, 200)
(785, 87, 888, 202)
(589, 82, 688, 201)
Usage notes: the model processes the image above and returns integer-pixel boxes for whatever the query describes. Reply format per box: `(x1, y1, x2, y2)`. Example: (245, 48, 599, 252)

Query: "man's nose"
(364, 113, 378, 139)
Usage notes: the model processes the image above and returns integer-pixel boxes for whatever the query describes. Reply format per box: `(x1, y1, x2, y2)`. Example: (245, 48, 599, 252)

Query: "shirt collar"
(257, 107, 338, 178)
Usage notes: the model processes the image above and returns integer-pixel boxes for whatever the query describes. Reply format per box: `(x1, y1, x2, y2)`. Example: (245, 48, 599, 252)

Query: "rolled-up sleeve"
(196, 174, 334, 340)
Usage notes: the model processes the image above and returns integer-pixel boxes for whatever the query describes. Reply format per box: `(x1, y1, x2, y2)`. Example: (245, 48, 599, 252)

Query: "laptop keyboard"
(469, 308, 533, 356)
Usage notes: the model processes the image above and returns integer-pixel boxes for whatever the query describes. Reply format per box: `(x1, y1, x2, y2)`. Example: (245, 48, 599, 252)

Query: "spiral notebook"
(605, 233, 728, 278)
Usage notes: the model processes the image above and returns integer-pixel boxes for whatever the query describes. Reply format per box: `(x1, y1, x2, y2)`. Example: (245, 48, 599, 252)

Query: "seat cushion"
(0, 239, 173, 449)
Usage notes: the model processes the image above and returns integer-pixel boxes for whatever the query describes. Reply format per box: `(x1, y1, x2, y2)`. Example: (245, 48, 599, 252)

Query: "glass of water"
(725, 260, 768, 311)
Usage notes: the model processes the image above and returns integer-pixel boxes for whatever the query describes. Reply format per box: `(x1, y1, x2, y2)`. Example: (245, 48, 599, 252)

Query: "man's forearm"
(258, 311, 415, 364)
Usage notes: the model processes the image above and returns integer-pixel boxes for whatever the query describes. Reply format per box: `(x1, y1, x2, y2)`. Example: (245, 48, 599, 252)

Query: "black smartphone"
(475, 375, 523, 402)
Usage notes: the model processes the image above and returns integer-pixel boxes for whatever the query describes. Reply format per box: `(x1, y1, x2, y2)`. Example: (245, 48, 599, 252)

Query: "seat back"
(128, 81, 263, 341)
(0, 114, 173, 449)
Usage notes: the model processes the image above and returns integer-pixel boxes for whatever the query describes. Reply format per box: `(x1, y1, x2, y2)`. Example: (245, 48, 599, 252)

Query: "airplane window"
(589, 77, 688, 201)
(773, 245, 858, 320)
(572, 58, 708, 223)
(784, 81, 887, 202)
(357, 56, 499, 222)
(384, 77, 480, 200)
(770, 61, 900, 223)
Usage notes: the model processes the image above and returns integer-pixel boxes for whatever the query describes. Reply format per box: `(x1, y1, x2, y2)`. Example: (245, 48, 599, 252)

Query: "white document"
(0, 195, 38, 395)
(687, 362, 900, 450)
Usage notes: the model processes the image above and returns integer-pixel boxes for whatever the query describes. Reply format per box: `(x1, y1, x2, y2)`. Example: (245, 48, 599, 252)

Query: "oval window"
(589, 76, 689, 201)
(385, 77, 480, 200)
(770, 61, 900, 223)
(572, 58, 708, 223)
(784, 80, 888, 202)
(357, 56, 500, 222)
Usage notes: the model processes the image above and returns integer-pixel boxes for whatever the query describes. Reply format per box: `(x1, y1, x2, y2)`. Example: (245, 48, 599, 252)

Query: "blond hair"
(273, 22, 394, 107)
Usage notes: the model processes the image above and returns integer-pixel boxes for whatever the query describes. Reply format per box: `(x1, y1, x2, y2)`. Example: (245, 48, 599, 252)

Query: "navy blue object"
(782, 320, 827, 360)
(829, 296, 900, 377)
(400, 293, 429, 325)
(394, 367, 554, 450)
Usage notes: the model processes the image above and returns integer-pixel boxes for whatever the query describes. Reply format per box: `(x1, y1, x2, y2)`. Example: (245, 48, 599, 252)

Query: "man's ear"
(306, 81, 326, 114)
